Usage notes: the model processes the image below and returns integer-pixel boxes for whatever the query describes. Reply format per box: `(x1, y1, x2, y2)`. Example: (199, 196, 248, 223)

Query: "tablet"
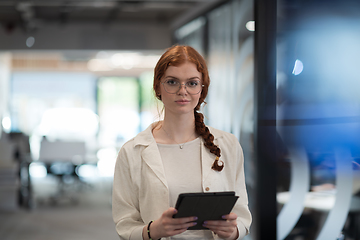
(173, 191, 239, 230)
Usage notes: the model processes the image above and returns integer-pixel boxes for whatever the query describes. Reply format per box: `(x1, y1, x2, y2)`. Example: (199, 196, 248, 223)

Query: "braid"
(194, 110, 224, 171)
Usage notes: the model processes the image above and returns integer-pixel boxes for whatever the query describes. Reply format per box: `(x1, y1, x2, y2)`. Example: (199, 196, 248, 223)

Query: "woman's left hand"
(202, 212, 239, 240)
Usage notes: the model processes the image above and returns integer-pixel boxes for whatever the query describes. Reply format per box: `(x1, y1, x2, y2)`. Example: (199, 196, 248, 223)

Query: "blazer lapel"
(141, 141, 168, 189)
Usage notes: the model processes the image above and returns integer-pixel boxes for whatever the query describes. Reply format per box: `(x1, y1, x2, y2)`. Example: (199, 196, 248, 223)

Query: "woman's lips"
(175, 99, 190, 104)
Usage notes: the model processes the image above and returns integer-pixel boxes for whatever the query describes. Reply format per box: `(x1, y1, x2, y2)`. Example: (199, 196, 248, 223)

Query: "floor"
(0, 176, 119, 240)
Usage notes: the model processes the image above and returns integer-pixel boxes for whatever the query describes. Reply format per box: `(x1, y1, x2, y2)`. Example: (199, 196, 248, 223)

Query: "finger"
(213, 230, 234, 240)
(173, 221, 198, 230)
(163, 221, 197, 237)
(203, 219, 237, 229)
(204, 212, 237, 226)
(169, 217, 198, 226)
(163, 208, 197, 224)
(204, 225, 231, 232)
(203, 221, 225, 228)
(205, 224, 235, 236)
(221, 212, 238, 221)
(204, 219, 234, 226)
(163, 207, 178, 218)
(205, 224, 233, 232)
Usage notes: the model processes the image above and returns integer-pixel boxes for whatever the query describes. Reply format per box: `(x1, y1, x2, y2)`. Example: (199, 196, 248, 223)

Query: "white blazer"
(112, 123, 252, 240)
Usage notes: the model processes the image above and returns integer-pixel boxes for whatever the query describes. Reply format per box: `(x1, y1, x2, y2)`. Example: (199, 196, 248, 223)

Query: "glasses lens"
(163, 80, 202, 94)
(163, 80, 179, 94)
(185, 80, 201, 94)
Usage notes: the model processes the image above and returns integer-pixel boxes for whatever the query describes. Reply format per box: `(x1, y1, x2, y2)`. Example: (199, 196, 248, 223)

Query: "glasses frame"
(161, 80, 204, 95)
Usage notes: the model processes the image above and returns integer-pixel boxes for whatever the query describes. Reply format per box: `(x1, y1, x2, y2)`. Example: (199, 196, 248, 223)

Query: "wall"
(0, 52, 11, 136)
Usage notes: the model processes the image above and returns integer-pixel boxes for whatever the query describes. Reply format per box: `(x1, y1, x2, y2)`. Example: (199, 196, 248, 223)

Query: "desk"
(277, 191, 360, 212)
(39, 140, 86, 163)
(38, 140, 87, 205)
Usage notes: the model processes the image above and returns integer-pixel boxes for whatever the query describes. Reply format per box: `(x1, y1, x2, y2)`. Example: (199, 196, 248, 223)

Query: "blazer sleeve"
(234, 141, 252, 239)
(112, 144, 145, 240)
(213, 134, 252, 240)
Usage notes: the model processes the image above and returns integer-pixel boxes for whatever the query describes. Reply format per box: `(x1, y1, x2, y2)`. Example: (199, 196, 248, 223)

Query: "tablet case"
(173, 191, 239, 230)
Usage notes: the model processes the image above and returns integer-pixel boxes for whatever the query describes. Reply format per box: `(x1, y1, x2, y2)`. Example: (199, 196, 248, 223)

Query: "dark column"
(254, 0, 277, 239)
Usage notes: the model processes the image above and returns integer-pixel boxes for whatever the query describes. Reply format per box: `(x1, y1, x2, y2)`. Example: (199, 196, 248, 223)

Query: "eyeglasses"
(161, 79, 204, 95)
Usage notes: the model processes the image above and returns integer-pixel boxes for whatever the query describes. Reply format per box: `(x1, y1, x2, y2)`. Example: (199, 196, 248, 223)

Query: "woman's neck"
(157, 112, 197, 144)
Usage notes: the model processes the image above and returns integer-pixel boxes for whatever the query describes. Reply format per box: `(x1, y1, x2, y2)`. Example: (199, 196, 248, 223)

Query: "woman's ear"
(156, 91, 161, 100)
(155, 83, 162, 100)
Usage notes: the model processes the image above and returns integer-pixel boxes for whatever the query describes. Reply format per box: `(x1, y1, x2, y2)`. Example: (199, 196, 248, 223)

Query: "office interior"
(0, 0, 359, 240)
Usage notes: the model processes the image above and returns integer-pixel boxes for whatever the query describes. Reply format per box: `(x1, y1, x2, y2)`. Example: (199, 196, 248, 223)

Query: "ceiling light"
(26, 36, 35, 48)
(246, 21, 255, 31)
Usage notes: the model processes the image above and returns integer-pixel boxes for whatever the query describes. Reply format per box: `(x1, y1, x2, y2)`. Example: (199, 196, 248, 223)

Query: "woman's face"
(159, 61, 202, 116)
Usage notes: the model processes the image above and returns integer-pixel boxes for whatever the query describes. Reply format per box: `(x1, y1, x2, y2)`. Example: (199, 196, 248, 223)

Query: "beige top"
(157, 137, 202, 207)
(158, 137, 214, 239)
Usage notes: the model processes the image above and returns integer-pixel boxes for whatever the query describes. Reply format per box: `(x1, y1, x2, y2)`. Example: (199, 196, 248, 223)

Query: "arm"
(202, 212, 239, 240)
(204, 136, 252, 239)
(232, 142, 252, 239)
(112, 144, 198, 240)
(112, 146, 144, 240)
(141, 208, 197, 240)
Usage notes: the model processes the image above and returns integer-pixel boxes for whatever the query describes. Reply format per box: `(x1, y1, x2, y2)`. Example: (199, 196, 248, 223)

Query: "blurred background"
(0, 0, 359, 240)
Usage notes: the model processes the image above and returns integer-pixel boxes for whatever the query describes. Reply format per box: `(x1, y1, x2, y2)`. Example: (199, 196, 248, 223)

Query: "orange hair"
(153, 45, 223, 171)
(153, 45, 209, 111)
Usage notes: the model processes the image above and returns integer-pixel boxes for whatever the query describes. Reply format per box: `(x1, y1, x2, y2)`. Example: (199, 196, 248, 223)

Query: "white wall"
(0, 52, 11, 136)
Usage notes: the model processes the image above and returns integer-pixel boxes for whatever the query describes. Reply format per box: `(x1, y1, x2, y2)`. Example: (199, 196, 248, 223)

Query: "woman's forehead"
(164, 62, 201, 78)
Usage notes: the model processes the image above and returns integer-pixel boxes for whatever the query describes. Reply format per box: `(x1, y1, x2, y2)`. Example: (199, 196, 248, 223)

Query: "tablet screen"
(173, 191, 239, 230)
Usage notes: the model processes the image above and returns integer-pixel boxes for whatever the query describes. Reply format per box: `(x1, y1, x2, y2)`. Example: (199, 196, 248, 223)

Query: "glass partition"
(276, 1, 360, 239)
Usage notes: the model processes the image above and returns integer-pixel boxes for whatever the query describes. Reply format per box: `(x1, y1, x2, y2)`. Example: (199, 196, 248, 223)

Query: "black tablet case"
(173, 191, 239, 230)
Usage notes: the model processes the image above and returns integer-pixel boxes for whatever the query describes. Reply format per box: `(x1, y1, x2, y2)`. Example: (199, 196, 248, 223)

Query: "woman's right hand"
(143, 207, 197, 239)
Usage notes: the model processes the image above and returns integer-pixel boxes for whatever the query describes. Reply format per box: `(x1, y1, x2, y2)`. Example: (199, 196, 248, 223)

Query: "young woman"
(112, 45, 252, 240)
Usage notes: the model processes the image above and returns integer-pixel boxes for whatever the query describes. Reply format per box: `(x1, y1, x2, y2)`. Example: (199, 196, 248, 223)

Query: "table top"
(277, 191, 360, 212)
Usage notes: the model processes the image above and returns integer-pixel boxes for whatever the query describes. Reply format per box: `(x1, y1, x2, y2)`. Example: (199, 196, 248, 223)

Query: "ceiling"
(0, 0, 212, 35)
(0, 0, 225, 72)
(0, 0, 225, 50)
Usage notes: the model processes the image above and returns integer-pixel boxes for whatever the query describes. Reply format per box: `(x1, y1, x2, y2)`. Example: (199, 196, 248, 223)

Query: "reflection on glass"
(276, 0, 360, 239)
(292, 59, 303, 76)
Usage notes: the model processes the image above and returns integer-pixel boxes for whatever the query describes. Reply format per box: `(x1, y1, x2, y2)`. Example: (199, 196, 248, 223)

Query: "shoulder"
(118, 123, 159, 160)
(121, 123, 156, 150)
(207, 127, 244, 167)
(207, 126, 242, 157)
(207, 126, 238, 143)
(120, 137, 136, 153)
(116, 133, 145, 169)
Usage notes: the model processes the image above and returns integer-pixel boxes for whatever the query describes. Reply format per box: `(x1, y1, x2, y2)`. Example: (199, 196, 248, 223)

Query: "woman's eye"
(187, 81, 199, 87)
(166, 80, 178, 85)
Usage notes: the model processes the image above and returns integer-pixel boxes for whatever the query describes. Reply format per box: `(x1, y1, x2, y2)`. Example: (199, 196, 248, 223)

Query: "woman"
(112, 45, 252, 240)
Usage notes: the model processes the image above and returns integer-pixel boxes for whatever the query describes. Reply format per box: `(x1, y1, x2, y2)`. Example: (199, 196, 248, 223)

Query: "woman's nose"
(177, 83, 188, 94)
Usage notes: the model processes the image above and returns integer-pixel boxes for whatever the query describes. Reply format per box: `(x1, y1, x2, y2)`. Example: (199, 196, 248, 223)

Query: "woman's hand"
(143, 207, 197, 240)
(202, 212, 239, 240)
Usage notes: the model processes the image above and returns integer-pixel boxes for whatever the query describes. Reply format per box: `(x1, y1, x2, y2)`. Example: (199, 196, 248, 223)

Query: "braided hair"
(153, 45, 223, 171)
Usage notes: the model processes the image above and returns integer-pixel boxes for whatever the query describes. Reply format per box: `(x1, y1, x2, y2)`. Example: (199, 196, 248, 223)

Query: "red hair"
(153, 45, 209, 111)
(153, 45, 223, 171)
